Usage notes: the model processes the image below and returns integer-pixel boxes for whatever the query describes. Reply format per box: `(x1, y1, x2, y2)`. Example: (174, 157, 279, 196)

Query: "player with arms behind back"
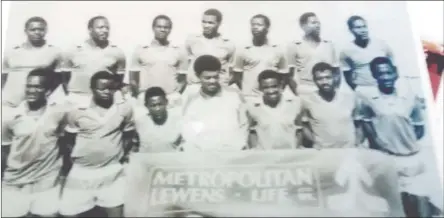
(60, 16, 127, 105)
(246, 70, 304, 150)
(59, 71, 135, 218)
(133, 86, 183, 153)
(360, 57, 441, 217)
(2, 16, 64, 107)
(300, 62, 364, 148)
(128, 15, 188, 107)
(1, 68, 68, 217)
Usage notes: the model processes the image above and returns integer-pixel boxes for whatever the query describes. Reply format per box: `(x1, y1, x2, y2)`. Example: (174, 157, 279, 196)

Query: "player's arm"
(352, 95, 366, 147)
(339, 51, 356, 90)
(294, 102, 305, 148)
(58, 49, 76, 94)
(128, 46, 142, 97)
(121, 105, 137, 163)
(245, 108, 258, 150)
(115, 48, 127, 91)
(299, 102, 314, 148)
(1, 112, 14, 176)
(410, 97, 426, 140)
(232, 48, 245, 89)
(60, 110, 79, 176)
(238, 96, 251, 150)
(227, 43, 237, 86)
(177, 48, 190, 94)
(360, 101, 387, 148)
(284, 43, 297, 95)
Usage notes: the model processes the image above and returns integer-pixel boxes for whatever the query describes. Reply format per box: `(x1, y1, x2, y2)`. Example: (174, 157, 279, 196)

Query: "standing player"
(133, 86, 182, 153)
(233, 14, 288, 97)
(246, 70, 303, 149)
(2, 16, 64, 107)
(60, 16, 126, 104)
(339, 15, 394, 94)
(128, 15, 188, 107)
(301, 62, 364, 148)
(359, 57, 439, 217)
(286, 12, 341, 97)
(183, 9, 236, 98)
(1, 68, 67, 217)
(59, 71, 135, 217)
(181, 55, 249, 151)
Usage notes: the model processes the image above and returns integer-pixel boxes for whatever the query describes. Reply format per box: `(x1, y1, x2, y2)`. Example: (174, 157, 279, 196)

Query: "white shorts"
(59, 163, 125, 216)
(1, 175, 61, 217)
(393, 151, 431, 197)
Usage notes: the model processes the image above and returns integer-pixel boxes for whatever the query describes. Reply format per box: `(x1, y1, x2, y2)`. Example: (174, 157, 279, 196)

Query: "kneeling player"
(246, 70, 304, 149)
(133, 86, 182, 152)
(360, 57, 440, 217)
(1, 68, 67, 217)
(59, 71, 135, 217)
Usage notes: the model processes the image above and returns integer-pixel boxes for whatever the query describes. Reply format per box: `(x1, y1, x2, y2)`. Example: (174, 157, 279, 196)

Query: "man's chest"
(136, 118, 181, 142)
(137, 48, 180, 67)
(251, 104, 298, 128)
(346, 47, 387, 67)
(75, 108, 124, 132)
(70, 49, 119, 70)
(243, 47, 282, 68)
(369, 97, 414, 118)
(11, 112, 63, 138)
(190, 40, 231, 61)
(306, 97, 354, 122)
(294, 44, 334, 65)
(7, 49, 59, 70)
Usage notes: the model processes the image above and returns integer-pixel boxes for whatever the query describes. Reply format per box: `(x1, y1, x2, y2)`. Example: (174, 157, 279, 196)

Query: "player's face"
(25, 75, 48, 103)
(25, 21, 46, 43)
(202, 15, 220, 36)
(92, 79, 117, 102)
(146, 96, 168, 121)
(313, 70, 335, 93)
(251, 17, 268, 37)
(375, 63, 398, 89)
(302, 16, 321, 36)
(89, 18, 110, 42)
(153, 18, 172, 40)
(199, 70, 221, 95)
(260, 78, 282, 102)
(350, 19, 369, 40)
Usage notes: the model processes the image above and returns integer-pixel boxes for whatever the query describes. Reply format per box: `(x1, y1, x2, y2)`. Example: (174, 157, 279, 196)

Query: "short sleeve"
(53, 48, 64, 73)
(359, 99, 375, 122)
(177, 47, 190, 75)
(65, 109, 79, 133)
(233, 48, 245, 72)
(329, 42, 340, 68)
(1, 107, 14, 146)
(115, 48, 127, 75)
(410, 98, 425, 126)
(276, 46, 288, 74)
(339, 50, 352, 71)
(227, 42, 236, 67)
(184, 35, 194, 58)
(352, 94, 363, 121)
(382, 40, 394, 61)
(122, 104, 135, 132)
(293, 99, 304, 129)
(286, 43, 297, 68)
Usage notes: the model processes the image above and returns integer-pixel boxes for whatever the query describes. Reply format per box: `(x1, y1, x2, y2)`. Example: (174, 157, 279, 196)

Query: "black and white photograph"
(1, 1, 443, 217)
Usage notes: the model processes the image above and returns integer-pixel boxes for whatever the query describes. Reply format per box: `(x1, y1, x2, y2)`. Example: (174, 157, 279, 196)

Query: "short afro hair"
(193, 55, 221, 77)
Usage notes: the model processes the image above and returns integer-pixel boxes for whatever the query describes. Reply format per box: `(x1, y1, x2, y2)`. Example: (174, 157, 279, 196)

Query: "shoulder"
(223, 87, 245, 102)
(117, 101, 134, 116)
(109, 44, 125, 55)
(2, 105, 20, 124)
(4, 44, 23, 57)
(185, 34, 201, 44)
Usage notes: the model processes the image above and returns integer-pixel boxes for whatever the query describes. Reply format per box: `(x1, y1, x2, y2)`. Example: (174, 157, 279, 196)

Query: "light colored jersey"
(133, 106, 182, 153)
(247, 96, 303, 149)
(61, 40, 126, 94)
(185, 34, 235, 84)
(181, 87, 249, 151)
(286, 39, 338, 86)
(1, 101, 67, 185)
(301, 90, 361, 148)
(65, 99, 134, 168)
(359, 85, 424, 155)
(233, 42, 288, 96)
(128, 40, 188, 94)
(2, 42, 64, 106)
(339, 38, 393, 86)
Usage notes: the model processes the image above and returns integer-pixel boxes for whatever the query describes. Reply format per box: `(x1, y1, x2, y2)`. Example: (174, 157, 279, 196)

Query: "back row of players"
(2, 8, 438, 218)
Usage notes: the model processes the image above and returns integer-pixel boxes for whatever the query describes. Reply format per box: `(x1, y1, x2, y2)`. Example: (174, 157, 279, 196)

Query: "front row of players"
(1, 54, 436, 217)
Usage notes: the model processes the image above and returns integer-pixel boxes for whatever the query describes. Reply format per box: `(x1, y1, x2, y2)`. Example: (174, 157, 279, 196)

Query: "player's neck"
(152, 113, 168, 125)
(26, 40, 46, 48)
(153, 38, 169, 46)
(379, 86, 395, 95)
(304, 34, 321, 43)
(27, 100, 47, 112)
(88, 38, 109, 49)
(318, 89, 336, 102)
(354, 38, 370, 48)
(252, 36, 268, 46)
(203, 32, 220, 39)
(263, 96, 281, 108)
(93, 99, 113, 109)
